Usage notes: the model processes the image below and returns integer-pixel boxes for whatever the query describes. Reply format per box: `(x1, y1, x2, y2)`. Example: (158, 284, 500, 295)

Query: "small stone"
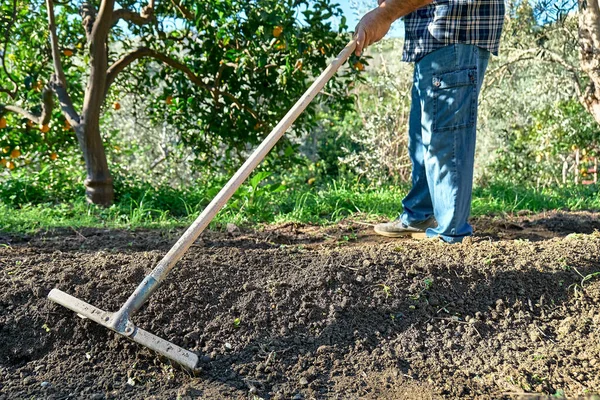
(292, 393, 304, 400)
(22, 377, 33, 385)
(249, 386, 258, 394)
(356, 275, 364, 283)
(41, 382, 51, 388)
(316, 345, 330, 354)
(299, 377, 309, 386)
(426, 324, 434, 332)
(495, 299, 505, 312)
(528, 330, 540, 342)
(340, 297, 349, 308)
(224, 343, 233, 350)
(226, 223, 239, 233)
(362, 259, 371, 268)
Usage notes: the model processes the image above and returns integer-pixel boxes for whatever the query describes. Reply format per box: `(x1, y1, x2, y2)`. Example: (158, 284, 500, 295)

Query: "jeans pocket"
(432, 68, 477, 132)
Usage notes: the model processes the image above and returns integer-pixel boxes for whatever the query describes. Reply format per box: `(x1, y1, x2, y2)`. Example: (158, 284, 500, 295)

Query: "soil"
(1, 210, 599, 400)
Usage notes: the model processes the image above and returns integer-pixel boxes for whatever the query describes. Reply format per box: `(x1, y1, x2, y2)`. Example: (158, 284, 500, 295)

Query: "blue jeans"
(400, 44, 490, 243)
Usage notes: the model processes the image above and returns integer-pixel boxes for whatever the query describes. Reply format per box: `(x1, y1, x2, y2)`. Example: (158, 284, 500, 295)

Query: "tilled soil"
(0, 211, 599, 399)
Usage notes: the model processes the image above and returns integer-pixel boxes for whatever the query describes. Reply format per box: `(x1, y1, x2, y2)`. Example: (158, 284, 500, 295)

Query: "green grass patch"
(1, 178, 599, 234)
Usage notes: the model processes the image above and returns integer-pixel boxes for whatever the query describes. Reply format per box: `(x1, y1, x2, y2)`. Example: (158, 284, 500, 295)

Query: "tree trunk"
(579, 0, 600, 123)
(75, 120, 114, 206)
(78, 0, 114, 206)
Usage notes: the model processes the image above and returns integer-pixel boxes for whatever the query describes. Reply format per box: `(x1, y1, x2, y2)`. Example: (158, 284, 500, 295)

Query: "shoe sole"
(373, 228, 427, 239)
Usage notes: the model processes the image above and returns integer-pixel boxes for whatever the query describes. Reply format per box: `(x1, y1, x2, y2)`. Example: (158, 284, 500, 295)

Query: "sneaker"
(374, 217, 437, 239)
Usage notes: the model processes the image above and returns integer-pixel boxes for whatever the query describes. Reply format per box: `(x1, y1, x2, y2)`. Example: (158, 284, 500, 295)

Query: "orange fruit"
(33, 80, 42, 92)
(166, 96, 173, 105)
(63, 49, 74, 57)
(319, 47, 326, 55)
(63, 120, 71, 130)
(50, 152, 58, 161)
(273, 26, 283, 38)
(10, 149, 20, 158)
(26, 120, 34, 127)
(0, 117, 6, 129)
(40, 124, 50, 133)
(295, 60, 303, 71)
(113, 102, 121, 110)
(6, 161, 15, 170)
(275, 41, 286, 51)
(353, 62, 365, 71)
(0, 158, 6, 166)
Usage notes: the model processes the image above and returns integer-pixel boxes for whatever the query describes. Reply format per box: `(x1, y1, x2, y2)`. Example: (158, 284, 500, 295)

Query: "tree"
(493, 0, 600, 126)
(0, 0, 357, 205)
(578, 0, 600, 122)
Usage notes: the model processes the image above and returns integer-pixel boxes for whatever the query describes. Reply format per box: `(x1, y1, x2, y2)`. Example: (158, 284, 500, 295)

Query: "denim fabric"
(400, 44, 489, 243)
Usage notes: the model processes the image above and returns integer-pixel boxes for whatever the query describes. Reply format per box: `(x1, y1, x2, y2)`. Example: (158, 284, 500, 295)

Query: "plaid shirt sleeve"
(402, 0, 506, 62)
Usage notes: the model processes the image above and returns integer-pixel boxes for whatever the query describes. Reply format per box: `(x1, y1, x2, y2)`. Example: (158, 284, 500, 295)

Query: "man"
(354, 0, 505, 243)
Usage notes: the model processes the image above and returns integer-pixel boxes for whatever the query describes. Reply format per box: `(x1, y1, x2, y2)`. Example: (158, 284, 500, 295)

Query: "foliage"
(0, 0, 362, 187)
(476, 2, 582, 176)
(110, 0, 361, 173)
(491, 100, 599, 186)
(302, 39, 412, 185)
(0, 0, 83, 176)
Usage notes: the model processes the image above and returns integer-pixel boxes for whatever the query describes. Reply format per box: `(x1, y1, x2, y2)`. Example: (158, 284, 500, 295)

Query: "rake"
(48, 39, 358, 370)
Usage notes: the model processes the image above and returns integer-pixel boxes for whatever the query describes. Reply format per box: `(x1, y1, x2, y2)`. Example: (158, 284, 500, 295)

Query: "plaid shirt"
(402, 0, 505, 62)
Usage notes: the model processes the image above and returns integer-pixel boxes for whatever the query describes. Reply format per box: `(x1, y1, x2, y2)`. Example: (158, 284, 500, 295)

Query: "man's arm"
(354, 0, 433, 56)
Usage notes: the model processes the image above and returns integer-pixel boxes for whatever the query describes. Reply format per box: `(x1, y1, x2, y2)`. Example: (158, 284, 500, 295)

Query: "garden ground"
(1, 211, 599, 399)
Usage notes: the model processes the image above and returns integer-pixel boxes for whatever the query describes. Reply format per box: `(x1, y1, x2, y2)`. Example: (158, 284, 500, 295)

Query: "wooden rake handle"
(111, 39, 358, 325)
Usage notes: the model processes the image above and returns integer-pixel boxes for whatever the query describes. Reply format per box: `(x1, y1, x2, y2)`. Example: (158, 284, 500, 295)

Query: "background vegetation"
(1, 0, 599, 233)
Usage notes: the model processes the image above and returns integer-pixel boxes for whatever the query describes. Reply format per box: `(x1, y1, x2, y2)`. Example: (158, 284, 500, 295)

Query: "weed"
(380, 284, 391, 298)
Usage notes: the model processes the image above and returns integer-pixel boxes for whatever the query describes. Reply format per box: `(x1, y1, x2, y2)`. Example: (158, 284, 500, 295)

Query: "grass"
(1, 178, 599, 234)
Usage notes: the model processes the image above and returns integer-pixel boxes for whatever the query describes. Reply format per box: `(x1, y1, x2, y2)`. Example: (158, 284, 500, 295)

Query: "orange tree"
(0, 0, 359, 205)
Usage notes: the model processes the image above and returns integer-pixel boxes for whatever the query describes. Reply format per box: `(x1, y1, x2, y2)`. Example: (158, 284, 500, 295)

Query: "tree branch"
(50, 75, 81, 126)
(92, 0, 116, 43)
(46, 0, 67, 86)
(106, 47, 260, 120)
(1, 0, 19, 98)
(112, 0, 155, 26)
(79, 3, 97, 40)
(169, 0, 194, 20)
(45, 0, 80, 127)
(483, 48, 583, 102)
(0, 87, 54, 125)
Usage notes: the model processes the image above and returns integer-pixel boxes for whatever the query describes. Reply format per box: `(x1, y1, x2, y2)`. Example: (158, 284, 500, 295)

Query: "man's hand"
(354, 7, 394, 56)
(354, 0, 434, 56)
